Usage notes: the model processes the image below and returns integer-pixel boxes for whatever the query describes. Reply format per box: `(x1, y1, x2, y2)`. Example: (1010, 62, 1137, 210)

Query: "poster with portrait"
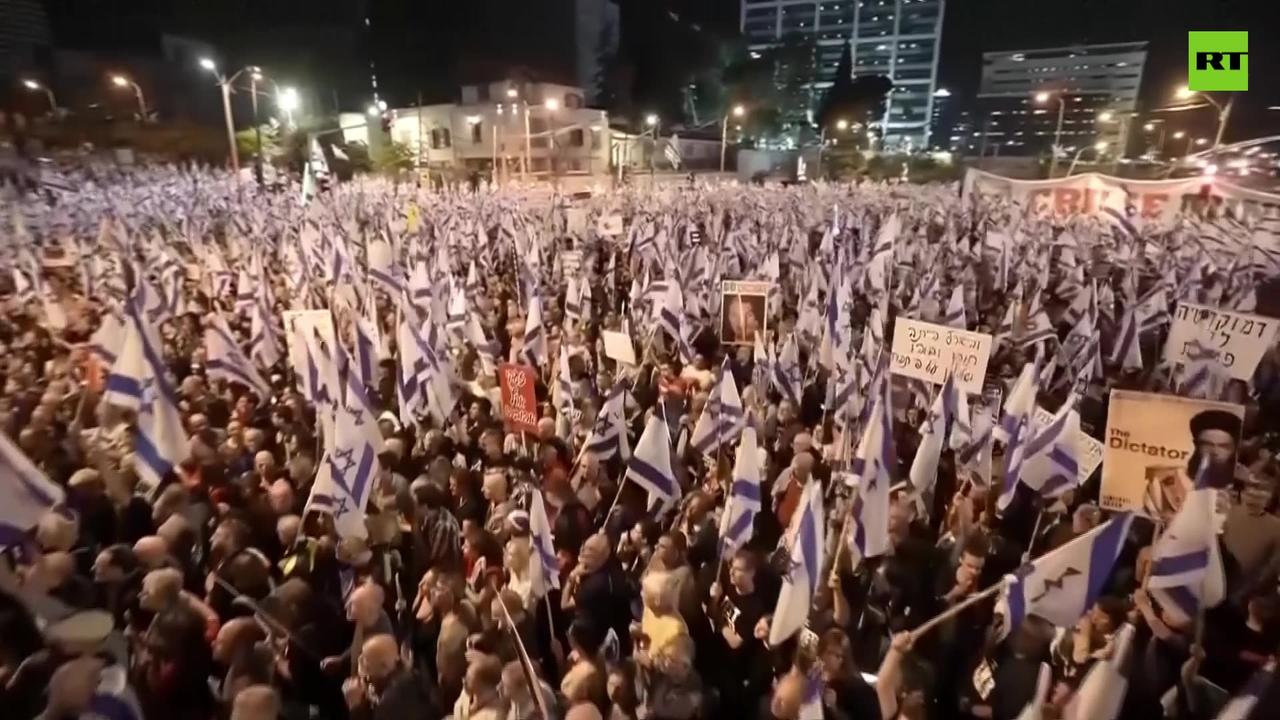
(1101, 390, 1244, 521)
(720, 280, 771, 346)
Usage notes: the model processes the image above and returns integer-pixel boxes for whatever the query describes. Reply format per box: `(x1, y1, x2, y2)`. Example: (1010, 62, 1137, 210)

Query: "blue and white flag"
(1110, 306, 1144, 372)
(689, 358, 745, 456)
(1002, 513, 1134, 633)
(87, 311, 125, 366)
(204, 314, 271, 399)
(941, 284, 967, 329)
(1062, 624, 1136, 720)
(0, 431, 65, 548)
(908, 373, 959, 504)
(1017, 394, 1082, 501)
(1147, 474, 1225, 626)
(528, 488, 561, 599)
(522, 294, 547, 367)
(768, 477, 825, 646)
(718, 426, 762, 556)
(848, 366, 894, 563)
(1014, 662, 1053, 720)
(995, 360, 1040, 510)
(583, 380, 631, 463)
(310, 375, 381, 539)
(772, 335, 802, 407)
(1215, 662, 1276, 720)
(626, 415, 680, 511)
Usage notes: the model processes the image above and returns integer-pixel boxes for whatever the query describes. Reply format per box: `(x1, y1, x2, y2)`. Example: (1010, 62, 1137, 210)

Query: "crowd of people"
(0, 166, 1278, 720)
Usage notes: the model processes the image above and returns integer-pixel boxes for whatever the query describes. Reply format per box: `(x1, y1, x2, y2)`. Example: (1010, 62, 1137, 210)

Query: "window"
(471, 121, 483, 144)
(431, 127, 452, 149)
(565, 93, 583, 109)
(530, 118, 548, 148)
(569, 128, 585, 147)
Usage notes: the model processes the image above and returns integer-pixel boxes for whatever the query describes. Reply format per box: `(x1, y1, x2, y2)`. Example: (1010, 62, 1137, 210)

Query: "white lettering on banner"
(1165, 302, 1279, 381)
(1032, 406, 1103, 486)
(722, 280, 773, 295)
(889, 317, 993, 395)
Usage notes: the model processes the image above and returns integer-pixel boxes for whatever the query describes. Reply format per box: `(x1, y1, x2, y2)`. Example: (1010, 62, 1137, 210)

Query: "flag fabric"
(1002, 513, 1134, 633)
(625, 415, 680, 511)
(1016, 394, 1081, 501)
(1062, 624, 1137, 720)
(528, 489, 560, 599)
(204, 314, 271, 399)
(1110, 306, 1144, 372)
(1014, 662, 1053, 720)
(1147, 479, 1225, 626)
(995, 360, 1041, 510)
(583, 380, 631, 463)
(718, 426, 762, 555)
(848, 366, 894, 563)
(772, 335, 802, 407)
(768, 477, 825, 646)
(0, 431, 66, 548)
(522, 294, 547, 367)
(689, 358, 746, 456)
(309, 373, 381, 539)
(908, 373, 959, 504)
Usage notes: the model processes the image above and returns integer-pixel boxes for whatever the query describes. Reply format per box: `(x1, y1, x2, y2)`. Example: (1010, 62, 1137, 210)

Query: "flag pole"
(909, 580, 1006, 642)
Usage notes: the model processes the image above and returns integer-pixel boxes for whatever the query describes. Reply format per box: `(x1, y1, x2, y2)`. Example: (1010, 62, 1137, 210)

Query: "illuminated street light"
(1034, 91, 1067, 176)
(21, 78, 57, 113)
(1172, 84, 1232, 148)
(732, 104, 746, 118)
(110, 74, 148, 119)
(1097, 111, 1114, 122)
(545, 98, 560, 111)
(367, 105, 379, 117)
(1094, 141, 1108, 152)
(1175, 85, 1194, 100)
(1143, 122, 1156, 132)
(1172, 131, 1186, 139)
(199, 57, 217, 72)
(377, 99, 388, 112)
(1034, 91, 1051, 104)
(645, 113, 658, 127)
(506, 87, 518, 99)
(1195, 137, 1209, 146)
(277, 86, 299, 127)
(836, 119, 849, 131)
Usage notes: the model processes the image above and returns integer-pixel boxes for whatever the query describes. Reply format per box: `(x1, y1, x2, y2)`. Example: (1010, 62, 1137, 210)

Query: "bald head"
(139, 567, 183, 612)
(359, 633, 399, 681)
(213, 616, 266, 664)
(267, 479, 294, 515)
(347, 582, 385, 627)
(230, 685, 280, 720)
(133, 535, 170, 568)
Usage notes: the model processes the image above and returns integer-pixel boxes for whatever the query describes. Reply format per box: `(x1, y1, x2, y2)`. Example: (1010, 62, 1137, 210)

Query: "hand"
(722, 624, 743, 649)
(709, 582, 722, 601)
(754, 615, 770, 641)
(342, 677, 366, 709)
(890, 631, 914, 654)
(1133, 588, 1152, 612)
(1181, 644, 1206, 686)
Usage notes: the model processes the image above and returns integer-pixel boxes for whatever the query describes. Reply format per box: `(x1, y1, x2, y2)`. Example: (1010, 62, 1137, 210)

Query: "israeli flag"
(204, 314, 271, 399)
(849, 366, 894, 563)
(908, 372, 959, 503)
(310, 376, 381, 540)
(625, 415, 680, 511)
(522, 294, 547, 367)
(772, 335, 802, 407)
(583, 381, 631, 463)
(1214, 662, 1276, 720)
(718, 426, 762, 556)
(941, 284, 967, 329)
(1062, 624, 1136, 720)
(1017, 394, 1081, 501)
(689, 358, 745, 456)
(768, 477, 825, 646)
(0, 431, 65, 548)
(1148, 483, 1225, 626)
(996, 360, 1040, 510)
(528, 489, 561, 599)
(1003, 513, 1134, 633)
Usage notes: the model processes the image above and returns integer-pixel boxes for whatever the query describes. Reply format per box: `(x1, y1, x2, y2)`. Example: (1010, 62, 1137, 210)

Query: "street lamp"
(21, 79, 57, 115)
(720, 104, 747, 173)
(277, 87, 299, 128)
(1035, 91, 1067, 177)
(110, 74, 148, 120)
(1066, 141, 1107, 176)
(1173, 84, 1233, 148)
(836, 119, 849, 131)
(645, 113, 658, 127)
(199, 57, 260, 174)
(544, 97, 560, 111)
(506, 87, 518, 99)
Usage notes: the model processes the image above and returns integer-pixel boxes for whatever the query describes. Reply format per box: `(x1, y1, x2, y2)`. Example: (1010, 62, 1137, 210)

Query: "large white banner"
(962, 168, 1280, 225)
(1165, 302, 1280, 381)
(890, 317, 993, 395)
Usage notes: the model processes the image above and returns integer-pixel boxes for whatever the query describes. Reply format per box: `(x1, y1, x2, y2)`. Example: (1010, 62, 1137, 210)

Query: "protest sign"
(601, 330, 637, 366)
(1101, 390, 1243, 520)
(1164, 302, 1279, 381)
(560, 249, 583, 277)
(565, 208, 588, 236)
(720, 280, 771, 346)
(889, 318, 992, 395)
(1031, 405, 1104, 488)
(499, 363, 539, 433)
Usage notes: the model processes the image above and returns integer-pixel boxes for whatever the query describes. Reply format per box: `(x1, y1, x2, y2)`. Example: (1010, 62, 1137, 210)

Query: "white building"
(344, 79, 612, 177)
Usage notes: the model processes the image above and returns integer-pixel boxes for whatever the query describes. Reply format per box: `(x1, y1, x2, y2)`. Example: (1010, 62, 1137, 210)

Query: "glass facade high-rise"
(740, 0, 945, 148)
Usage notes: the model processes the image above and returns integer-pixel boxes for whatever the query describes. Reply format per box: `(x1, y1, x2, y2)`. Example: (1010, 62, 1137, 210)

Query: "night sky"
(38, 0, 1280, 141)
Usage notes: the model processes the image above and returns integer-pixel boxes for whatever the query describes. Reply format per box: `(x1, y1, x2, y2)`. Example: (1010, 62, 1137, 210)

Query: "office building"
(0, 0, 51, 76)
(740, 0, 946, 148)
(968, 41, 1147, 157)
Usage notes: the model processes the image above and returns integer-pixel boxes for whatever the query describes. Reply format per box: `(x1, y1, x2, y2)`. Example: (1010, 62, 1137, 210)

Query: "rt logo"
(1188, 31, 1248, 91)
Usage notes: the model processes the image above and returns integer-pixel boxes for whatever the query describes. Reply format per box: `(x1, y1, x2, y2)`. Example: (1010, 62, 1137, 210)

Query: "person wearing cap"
(1187, 408, 1244, 490)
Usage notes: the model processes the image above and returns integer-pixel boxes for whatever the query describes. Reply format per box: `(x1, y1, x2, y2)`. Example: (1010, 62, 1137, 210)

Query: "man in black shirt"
(709, 550, 772, 718)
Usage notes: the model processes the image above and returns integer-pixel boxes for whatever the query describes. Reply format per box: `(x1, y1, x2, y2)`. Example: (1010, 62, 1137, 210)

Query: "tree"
(371, 141, 414, 173)
(816, 41, 893, 133)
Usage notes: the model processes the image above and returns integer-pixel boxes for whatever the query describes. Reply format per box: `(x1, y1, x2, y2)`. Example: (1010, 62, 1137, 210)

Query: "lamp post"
(1066, 141, 1109, 176)
(645, 113, 659, 180)
(1175, 85, 1234, 149)
(1035, 91, 1066, 177)
(544, 97, 560, 180)
(21, 79, 57, 115)
(111, 75, 148, 120)
(200, 57, 263, 174)
(720, 104, 746, 173)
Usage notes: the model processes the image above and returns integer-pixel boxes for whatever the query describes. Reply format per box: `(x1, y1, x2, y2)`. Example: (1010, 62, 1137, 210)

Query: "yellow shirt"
(641, 607, 688, 656)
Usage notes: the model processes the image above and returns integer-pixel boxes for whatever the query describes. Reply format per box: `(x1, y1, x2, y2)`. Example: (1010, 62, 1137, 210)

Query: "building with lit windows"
(740, 0, 946, 148)
(965, 41, 1147, 157)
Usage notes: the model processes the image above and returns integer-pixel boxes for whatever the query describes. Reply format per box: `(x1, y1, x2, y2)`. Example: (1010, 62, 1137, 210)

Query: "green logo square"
(1188, 31, 1248, 91)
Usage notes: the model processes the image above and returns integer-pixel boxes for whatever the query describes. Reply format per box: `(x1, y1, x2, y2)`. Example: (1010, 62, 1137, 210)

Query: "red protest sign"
(499, 363, 539, 433)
